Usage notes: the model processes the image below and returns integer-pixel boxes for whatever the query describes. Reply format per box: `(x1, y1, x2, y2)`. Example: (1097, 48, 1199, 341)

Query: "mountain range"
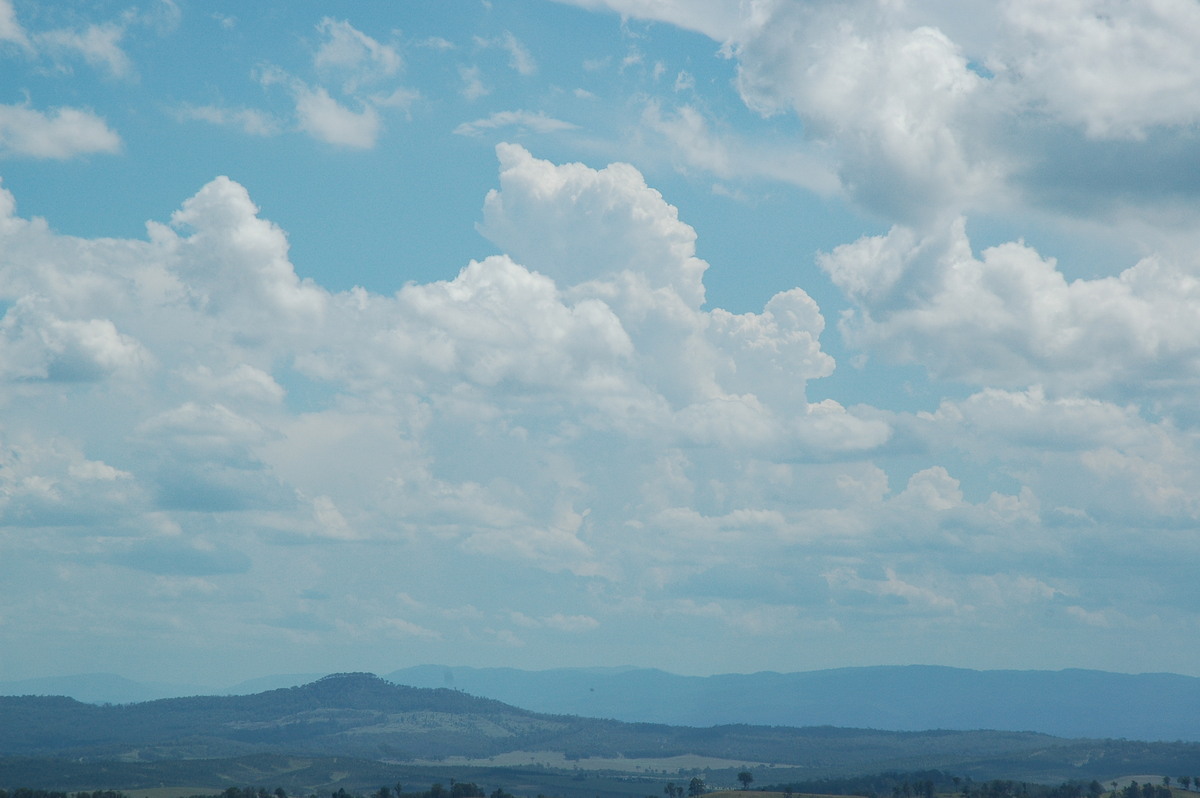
(4, 672, 1200, 782)
(4, 665, 1198, 742)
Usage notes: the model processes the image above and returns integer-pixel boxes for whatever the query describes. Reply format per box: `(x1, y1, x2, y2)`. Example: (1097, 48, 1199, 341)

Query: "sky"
(2, 0, 1200, 688)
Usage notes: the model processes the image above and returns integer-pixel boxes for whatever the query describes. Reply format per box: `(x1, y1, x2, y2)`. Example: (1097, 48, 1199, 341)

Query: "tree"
(738, 772, 754, 791)
(1180, 779, 1191, 792)
(689, 779, 706, 798)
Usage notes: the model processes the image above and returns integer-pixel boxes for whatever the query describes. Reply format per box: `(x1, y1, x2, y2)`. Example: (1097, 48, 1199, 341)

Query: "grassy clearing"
(402, 751, 777, 773)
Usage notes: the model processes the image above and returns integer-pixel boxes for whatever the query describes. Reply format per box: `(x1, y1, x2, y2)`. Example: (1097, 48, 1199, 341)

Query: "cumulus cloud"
(821, 218, 1200, 398)
(0, 302, 152, 381)
(561, 0, 1200, 226)
(916, 386, 1200, 526)
(734, 5, 1002, 222)
(480, 142, 710, 307)
(179, 364, 286, 405)
(165, 175, 327, 322)
(0, 437, 140, 528)
(0, 143, 877, 588)
(557, 0, 1004, 220)
(996, 0, 1200, 139)
(3, 129, 1197, 672)
(473, 145, 885, 452)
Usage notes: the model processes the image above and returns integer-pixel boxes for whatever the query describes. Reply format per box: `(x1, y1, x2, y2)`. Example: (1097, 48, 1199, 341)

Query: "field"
(402, 751, 775, 773)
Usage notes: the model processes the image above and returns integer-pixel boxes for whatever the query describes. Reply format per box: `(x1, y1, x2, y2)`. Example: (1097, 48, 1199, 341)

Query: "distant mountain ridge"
(4, 671, 1200, 785)
(4, 665, 1199, 742)
(382, 665, 1200, 742)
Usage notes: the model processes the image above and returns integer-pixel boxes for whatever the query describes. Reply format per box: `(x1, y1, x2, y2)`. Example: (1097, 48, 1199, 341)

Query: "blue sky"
(3, 0, 1200, 688)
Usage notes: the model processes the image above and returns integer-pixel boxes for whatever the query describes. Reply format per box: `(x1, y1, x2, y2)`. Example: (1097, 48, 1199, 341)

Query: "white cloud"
(474, 144, 885, 452)
(4, 121, 1199, 674)
(499, 31, 536, 76)
(510, 611, 600, 632)
(0, 437, 142, 529)
(0, 144, 878, 590)
(592, 0, 1200, 232)
(453, 110, 578, 137)
(139, 0, 182, 35)
(371, 87, 420, 111)
(480, 142, 710, 307)
(245, 18, 415, 149)
(293, 84, 381, 148)
(896, 466, 964, 512)
(179, 364, 285, 405)
(313, 17, 402, 93)
(472, 31, 537, 76)
(175, 104, 282, 137)
(0, 302, 152, 382)
(0, 103, 120, 159)
(37, 22, 133, 79)
(555, 0, 1004, 220)
(166, 175, 327, 322)
(996, 0, 1200, 139)
(136, 402, 272, 463)
(551, 0, 740, 41)
(419, 36, 455, 51)
(0, 0, 29, 49)
(460, 65, 489, 100)
(733, 6, 998, 221)
(821, 218, 1200, 397)
(641, 101, 841, 196)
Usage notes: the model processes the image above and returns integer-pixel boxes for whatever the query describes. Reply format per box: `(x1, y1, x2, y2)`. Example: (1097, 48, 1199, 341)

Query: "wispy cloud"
(454, 110, 577, 137)
(174, 104, 282, 137)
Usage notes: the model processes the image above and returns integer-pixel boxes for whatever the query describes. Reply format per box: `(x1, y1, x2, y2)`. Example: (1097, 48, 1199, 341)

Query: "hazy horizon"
(3, 0, 1200, 686)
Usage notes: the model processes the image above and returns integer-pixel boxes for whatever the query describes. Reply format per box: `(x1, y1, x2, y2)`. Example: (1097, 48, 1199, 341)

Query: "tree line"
(763, 771, 1200, 798)
(221, 782, 511, 798)
(0, 791, 130, 798)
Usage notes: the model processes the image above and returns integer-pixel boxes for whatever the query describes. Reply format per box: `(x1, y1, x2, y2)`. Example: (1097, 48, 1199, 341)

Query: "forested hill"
(0, 673, 540, 758)
(3, 673, 1200, 784)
